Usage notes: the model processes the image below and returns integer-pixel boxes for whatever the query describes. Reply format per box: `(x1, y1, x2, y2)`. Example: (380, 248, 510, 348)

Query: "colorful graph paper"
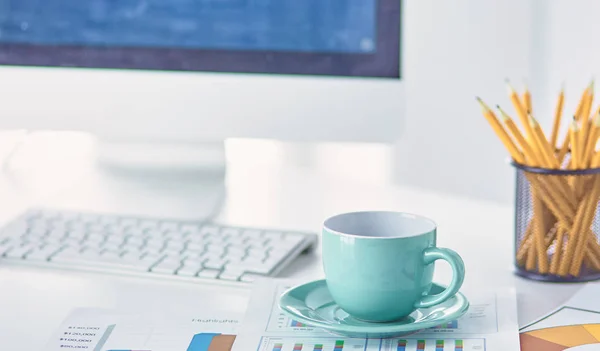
(455, 340, 463, 351)
(291, 320, 306, 327)
(436, 340, 444, 351)
(272, 343, 283, 351)
(434, 320, 458, 329)
(293, 343, 303, 351)
(333, 340, 344, 351)
(520, 323, 600, 350)
(397, 339, 407, 351)
(416, 340, 425, 351)
(313, 344, 323, 351)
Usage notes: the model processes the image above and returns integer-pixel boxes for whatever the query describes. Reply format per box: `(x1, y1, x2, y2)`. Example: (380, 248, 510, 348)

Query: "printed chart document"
(232, 279, 520, 351)
(520, 282, 600, 350)
(46, 307, 241, 351)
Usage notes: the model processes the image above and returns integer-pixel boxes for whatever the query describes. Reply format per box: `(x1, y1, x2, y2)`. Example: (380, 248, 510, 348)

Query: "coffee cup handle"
(414, 247, 465, 309)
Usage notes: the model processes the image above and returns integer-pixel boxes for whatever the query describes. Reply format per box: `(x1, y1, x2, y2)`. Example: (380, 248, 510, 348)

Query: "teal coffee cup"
(322, 211, 465, 322)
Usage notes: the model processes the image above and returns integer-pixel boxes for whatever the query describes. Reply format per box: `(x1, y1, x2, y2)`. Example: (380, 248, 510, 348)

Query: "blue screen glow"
(0, 0, 377, 53)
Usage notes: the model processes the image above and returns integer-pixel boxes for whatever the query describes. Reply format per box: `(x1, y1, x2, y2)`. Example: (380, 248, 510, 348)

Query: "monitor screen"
(0, 0, 400, 78)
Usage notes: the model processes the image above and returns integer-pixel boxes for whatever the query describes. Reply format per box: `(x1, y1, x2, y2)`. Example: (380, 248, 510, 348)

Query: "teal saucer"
(279, 279, 469, 339)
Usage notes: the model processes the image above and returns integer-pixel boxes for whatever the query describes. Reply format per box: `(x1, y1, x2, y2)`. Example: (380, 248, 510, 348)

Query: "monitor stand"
(95, 138, 227, 175)
(55, 138, 230, 220)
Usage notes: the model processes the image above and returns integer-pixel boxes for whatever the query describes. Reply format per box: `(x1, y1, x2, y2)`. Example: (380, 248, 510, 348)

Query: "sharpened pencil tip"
(496, 105, 510, 121)
(505, 79, 516, 94)
(476, 96, 491, 111)
(571, 117, 580, 131)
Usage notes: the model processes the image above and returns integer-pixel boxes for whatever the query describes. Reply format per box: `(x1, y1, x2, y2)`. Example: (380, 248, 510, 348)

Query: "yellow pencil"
(579, 80, 595, 146)
(529, 114, 560, 169)
(570, 118, 581, 169)
(476, 97, 525, 164)
(582, 112, 600, 167)
(523, 81, 533, 113)
(558, 83, 592, 162)
(550, 85, 565, 148)
(497, 106, 539, 165)
(506, 80, 535, 140)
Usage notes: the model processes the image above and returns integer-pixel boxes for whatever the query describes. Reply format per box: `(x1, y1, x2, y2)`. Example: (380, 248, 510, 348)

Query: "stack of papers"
(46, 308, 241, 351)
(232, 280, 520, 351)
(47, 280, 521, 351)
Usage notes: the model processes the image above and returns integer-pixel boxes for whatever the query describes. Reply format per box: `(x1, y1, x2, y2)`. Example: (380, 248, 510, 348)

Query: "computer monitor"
(0, 1, 403, 153)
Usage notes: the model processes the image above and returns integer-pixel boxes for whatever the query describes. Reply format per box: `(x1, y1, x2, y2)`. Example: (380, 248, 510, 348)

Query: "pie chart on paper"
(520, 324, 600, 350)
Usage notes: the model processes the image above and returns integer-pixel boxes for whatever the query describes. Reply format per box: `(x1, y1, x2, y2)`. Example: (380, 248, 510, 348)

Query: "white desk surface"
(0, 134, 584, 350)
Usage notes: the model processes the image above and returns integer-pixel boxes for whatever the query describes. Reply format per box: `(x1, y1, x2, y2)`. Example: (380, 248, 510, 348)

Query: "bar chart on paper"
(426, 298, 497, 334)
(382, 338, 483, 351)
(267, 310, 316, 332)
(431, 321, 459, 329)
(260, 337, 369, 351)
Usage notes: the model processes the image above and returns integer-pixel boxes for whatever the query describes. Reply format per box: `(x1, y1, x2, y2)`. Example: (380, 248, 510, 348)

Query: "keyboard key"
(67, 229, 87, 239)
(242, 229, 261, 237)
(140, 254, 163, 266)
(247, 247, 266, 258)
(79, 248, 102, 260)
(0, 239, 14, 256)
(159, 222, 179, 231)
(177, 263, 202, 277)
(227, 262, 273, 275)
(185, 242, 204, 252)
(199, 226, 218, 236)
(4, 245, 35, 259)
(219, 269, 243, 281)
(204, 259, 226, 270)
(125, 236, 145, 246)
(199, 252, 223, 262)
(105, 236, 125, 246)
(28, 225, 47, 237)
(162, 247, 185, 257)
(125, 228, 145, 237)
(48, 228, 66, 239)
(198, 269, 220, 279)
(25, 245, 65, 261)
(226, 252, 245, 263)
(242, 256, 264, 266)
(225, 245, 246, 255)
(102, 242, 121, 252)
(121, 251, 142, 261)
(87, 233, 105, 245)
(164, 240, 186, 250)
(151, 258, 182, 274)
(205, 244, 225, 256)
(221, 228, 242, 237)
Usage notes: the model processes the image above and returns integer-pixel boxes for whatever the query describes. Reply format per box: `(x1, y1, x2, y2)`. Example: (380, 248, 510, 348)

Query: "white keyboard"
(0, 209, 318, 284)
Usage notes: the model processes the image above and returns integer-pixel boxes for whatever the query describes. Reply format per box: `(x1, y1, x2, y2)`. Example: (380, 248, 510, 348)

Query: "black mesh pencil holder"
(513, 161, 600, 282)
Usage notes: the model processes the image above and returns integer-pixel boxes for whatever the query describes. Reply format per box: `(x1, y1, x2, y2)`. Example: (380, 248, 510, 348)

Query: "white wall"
(543, 1, 600, 124)
(395, 0, 541, 203)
